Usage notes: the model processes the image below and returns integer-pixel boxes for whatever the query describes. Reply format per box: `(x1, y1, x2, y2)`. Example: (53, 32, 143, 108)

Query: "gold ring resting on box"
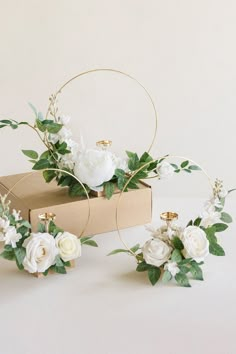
(46, 68, 158, 154)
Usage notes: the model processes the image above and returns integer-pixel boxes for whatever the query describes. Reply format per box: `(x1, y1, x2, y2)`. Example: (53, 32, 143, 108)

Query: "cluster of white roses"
(143, 224, 209, 277)
(23, 231, 81, 274)
(0, 210, 22, 248)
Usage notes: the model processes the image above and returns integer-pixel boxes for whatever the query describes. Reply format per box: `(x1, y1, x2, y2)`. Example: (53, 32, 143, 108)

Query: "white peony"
(0, 217, 10, 241)
(4, 226, 22, 248)
(157, 161, 175, 179)
(74, 149, 116, 188)
(23, 233, 58, 273)
(142, 238, 172, 267)
(55, 231, 81, 262)
(164, 261, 180, 277)
(182, 226, 209, 262)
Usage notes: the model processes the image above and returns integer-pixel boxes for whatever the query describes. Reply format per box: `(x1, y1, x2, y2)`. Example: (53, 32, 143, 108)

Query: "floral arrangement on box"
(0, 101, 201, 200)
(0, 194, 97, 276)
(110, 178, 234, 287)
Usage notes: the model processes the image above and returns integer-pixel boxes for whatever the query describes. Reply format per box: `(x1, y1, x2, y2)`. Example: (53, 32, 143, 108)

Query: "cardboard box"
(0, 172, 152, 237)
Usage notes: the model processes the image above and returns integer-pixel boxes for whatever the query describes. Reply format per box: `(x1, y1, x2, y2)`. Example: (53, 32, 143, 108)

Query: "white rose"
(142, 238, 172, 267)
(4, 226, 22, 248)
(157, 161, 175, 179)
(74, 149, 116, 188)
(182, 226, 209, 262)
(55, 232, 81, 262)
(0, 217, 10, 241)
(164, 261, 180, 277)
(23, 233, 58, 273)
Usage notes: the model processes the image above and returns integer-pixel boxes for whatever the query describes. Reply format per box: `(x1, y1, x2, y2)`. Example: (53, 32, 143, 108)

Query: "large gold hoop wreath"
(46, 68, 158, 154)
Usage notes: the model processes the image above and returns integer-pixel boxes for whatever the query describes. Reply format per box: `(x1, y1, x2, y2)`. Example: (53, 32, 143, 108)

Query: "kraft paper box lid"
(0, 172, 152, 236)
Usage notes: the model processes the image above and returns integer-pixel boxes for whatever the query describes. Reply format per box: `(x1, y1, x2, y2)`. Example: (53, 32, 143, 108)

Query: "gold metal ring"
(46, 68, 158, 154)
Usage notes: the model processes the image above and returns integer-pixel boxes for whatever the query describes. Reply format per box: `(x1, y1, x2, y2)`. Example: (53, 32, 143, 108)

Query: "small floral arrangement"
(0, 194, 97, 276)
(0, 103, 201, 200)
(109, 180, 234, 287)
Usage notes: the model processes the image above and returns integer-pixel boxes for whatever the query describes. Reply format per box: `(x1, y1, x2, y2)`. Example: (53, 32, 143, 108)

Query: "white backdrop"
(0, 0, 235, 198)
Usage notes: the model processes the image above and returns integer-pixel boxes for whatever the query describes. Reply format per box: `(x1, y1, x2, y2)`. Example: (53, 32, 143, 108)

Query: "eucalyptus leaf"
(220, 212, 233, 224)
(162, 270, 172, 282)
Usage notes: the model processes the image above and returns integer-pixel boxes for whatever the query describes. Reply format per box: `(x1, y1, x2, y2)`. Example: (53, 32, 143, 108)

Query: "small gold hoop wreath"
(115, 156, 213, 256)
(46, 68, 158, 154)
(1, 168, 91, 238)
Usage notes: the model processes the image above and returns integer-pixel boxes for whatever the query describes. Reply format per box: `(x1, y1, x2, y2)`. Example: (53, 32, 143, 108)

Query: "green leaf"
(46, 123, 63, 134)
(104, 182, 115, 200)
(172, 236, 184, 250)
(32, 159, 51, 170)
(136, 261, 151, 272)
(37, 223, 46, 232)
(18, 220, 31, 228)
(28, 102, 38, 117)
(126, 151, 136, 158)
(115, 168, 125, 178)
(171, 249, 182, 262)
(37, 112, 44, 121)
(107, 248, 129, 256)
(190, 262, 203, 281)
(189, 165, 201, 171)
(193, 217, 202, 226)
(82, 239, 98, 247)
(204, 226, 217, 243)
(170, 163, 178, 170)
(43, 170, 56, 183)
(148, 267, 161, 286)
(59, 176, 73, 187)
(175, 272, 191, 287)
(162, 270, 172, 282)
(209, 242, 225, 256)
(220, 212, 233, 224)
(183, 169, 191, 174)
(54, 266, 67, 274)
(0, 119, 13, 125)
(140, 152, 153, 163)
(36, 119, 46, 132)
(130, 243, 140, 253)
(0, 248, 15, 260)
(181, 160, 189, 168)
(214, 223, 228, 232)
(40, 150, 50, 160)
(69, 183, 89, 197)
(128, 153, 139, 171)
(14, 247, 26, 270)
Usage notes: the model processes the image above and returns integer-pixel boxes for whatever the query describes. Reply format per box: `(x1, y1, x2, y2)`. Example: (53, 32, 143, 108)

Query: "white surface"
(0, 0, 236, 196)
(1, 197, 236, 354)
